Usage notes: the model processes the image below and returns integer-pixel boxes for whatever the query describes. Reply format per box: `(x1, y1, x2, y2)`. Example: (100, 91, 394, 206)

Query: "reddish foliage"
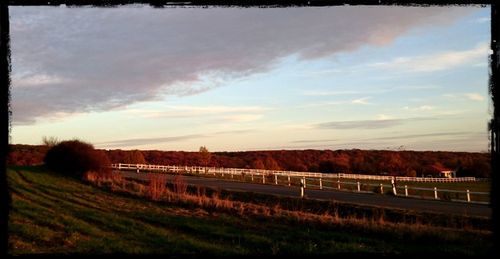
(7, 144, 491, 178)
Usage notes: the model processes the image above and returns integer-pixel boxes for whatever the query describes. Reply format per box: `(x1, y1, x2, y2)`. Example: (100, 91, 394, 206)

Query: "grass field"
(7, 165, 494, 255)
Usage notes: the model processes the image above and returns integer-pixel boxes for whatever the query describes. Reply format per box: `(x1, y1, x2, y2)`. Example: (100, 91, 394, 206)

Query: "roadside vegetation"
(8, 165, 493, 255)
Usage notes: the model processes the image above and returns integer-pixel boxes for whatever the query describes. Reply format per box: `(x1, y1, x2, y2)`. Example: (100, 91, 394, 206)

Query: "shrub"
(44, 139, 111, 178)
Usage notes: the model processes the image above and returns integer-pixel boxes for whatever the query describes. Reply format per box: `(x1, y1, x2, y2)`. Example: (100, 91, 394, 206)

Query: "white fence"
(111, 163, 489, 204)
(111, 163, 478, 182)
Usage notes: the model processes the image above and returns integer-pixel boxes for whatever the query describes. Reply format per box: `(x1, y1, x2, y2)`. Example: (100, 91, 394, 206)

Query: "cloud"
(443, 92, 485, 101)
(301, 96, 371, 108)
(95, 129, 256, 148)
(96, 134, 207, 148)
(123, 105, 269, 119)
(315, 117, 436, 130)
(375, 114, 394, 120)
(211, 129, 256, 135)
(222, 114, 263, 122)
(464, 93, 485, 101)
(403, 105, 434, 111)
(370, 131, 481, 141)
(474, 17, 490, 23)
(367, 42, 490, 73)
(291, 139, 338, 144)
(302, 90, 360, 96)
(10, 6, 471, 124)
(351, 97, 370, 105)
(284, 131, 487, 151)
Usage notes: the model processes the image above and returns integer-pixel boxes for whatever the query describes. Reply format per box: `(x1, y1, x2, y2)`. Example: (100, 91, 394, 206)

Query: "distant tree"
(264, 157, 281, 170)
(318, 160, 335, 173)
(251, 159, 266, 169)
(44, 139, 111, 178)
(42, 136, 60, 148)
(125, 150, 147, 164)
(407, 169, 417, 177)
(199, 146, 211, 167)
(318, 160, 349, 174)
(308, 164, 319, 172)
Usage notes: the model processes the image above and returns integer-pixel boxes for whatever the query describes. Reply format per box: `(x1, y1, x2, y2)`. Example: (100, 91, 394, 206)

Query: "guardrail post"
(337, 180, 341, 190)
(379, 183, 383, 194)
(118, 163, 122, 170)
(434, 187, 438, 199)
(319, 178, 323, 190)
(251, 173, 254, 182)
(231, 171, 234, 179)
(391, 178, 397, 195)
(275, 174, 278, 185)
(357, 181, 360, 192)
(303, 177, 306, 189)
(263, 174, 265, 184)
(222, 170, 224, 177)
(466, 189, 470, 202)
(405, 185, 408, 197)
(288, 175, 291, 186)
(300, 178, 305, 198)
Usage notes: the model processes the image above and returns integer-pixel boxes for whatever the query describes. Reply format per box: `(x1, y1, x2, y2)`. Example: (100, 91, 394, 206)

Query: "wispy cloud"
(351, 97, 371, 105)
(291, 139, 338, 144)
(367, 42, 489, 73)
(315, 117, 436, 130)
(96, 134, 207, 148)
(403, 105, 434, 111)
(464, 93, 485, 101)
(124, 105, 269, 119)
(302, 90, 360, 96)
(222, 114, 263, 122)
(370, 131, 480, 141)
(211, 129, 256, 135)
(474, 16, 490, 23)
(302, 85, 440, 98)
(301, 97, 372, 108)
(13, 74, 70, 88)
(96, 129, 256, 148)
(375, 114, 395, 120)
(443, 92, 485, 101)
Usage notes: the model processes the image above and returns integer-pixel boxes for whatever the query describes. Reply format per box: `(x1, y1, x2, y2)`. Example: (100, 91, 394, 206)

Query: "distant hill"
(7, 144, 491, 178)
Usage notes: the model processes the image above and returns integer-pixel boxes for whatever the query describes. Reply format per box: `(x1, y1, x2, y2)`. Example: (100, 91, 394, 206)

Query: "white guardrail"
(111, 163, 490, 204)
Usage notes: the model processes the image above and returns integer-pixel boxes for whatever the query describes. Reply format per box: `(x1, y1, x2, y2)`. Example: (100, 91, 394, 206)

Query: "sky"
(9, 5, 492, 152)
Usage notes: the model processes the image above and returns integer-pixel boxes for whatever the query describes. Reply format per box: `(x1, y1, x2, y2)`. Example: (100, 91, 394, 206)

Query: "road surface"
(120, 171, 491, 218)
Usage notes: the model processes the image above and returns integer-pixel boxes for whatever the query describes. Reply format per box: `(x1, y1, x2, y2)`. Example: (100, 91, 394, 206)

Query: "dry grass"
(83, 173, 491, 243)
(173, 175, 188, 195)
(148, 174, 167, 201)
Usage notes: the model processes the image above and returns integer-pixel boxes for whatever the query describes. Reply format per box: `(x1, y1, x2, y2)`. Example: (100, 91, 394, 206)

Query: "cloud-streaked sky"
(9, 5, 491, 152)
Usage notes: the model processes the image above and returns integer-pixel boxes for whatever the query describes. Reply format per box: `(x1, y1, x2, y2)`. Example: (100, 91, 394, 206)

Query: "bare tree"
(42, 136, 59, 148)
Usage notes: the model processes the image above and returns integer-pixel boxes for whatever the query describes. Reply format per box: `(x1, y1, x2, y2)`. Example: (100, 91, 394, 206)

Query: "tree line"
(7, 144, 490, 178)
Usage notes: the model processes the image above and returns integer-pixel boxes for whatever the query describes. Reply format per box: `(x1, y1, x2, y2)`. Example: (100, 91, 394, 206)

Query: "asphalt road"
(120, 171, 492, 218)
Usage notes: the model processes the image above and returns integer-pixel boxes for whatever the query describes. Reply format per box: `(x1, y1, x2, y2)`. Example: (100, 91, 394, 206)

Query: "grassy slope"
(7, 166, 493, 255)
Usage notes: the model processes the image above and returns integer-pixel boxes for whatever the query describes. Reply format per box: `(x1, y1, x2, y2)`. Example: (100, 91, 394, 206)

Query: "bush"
(43, 139, 111, 178)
